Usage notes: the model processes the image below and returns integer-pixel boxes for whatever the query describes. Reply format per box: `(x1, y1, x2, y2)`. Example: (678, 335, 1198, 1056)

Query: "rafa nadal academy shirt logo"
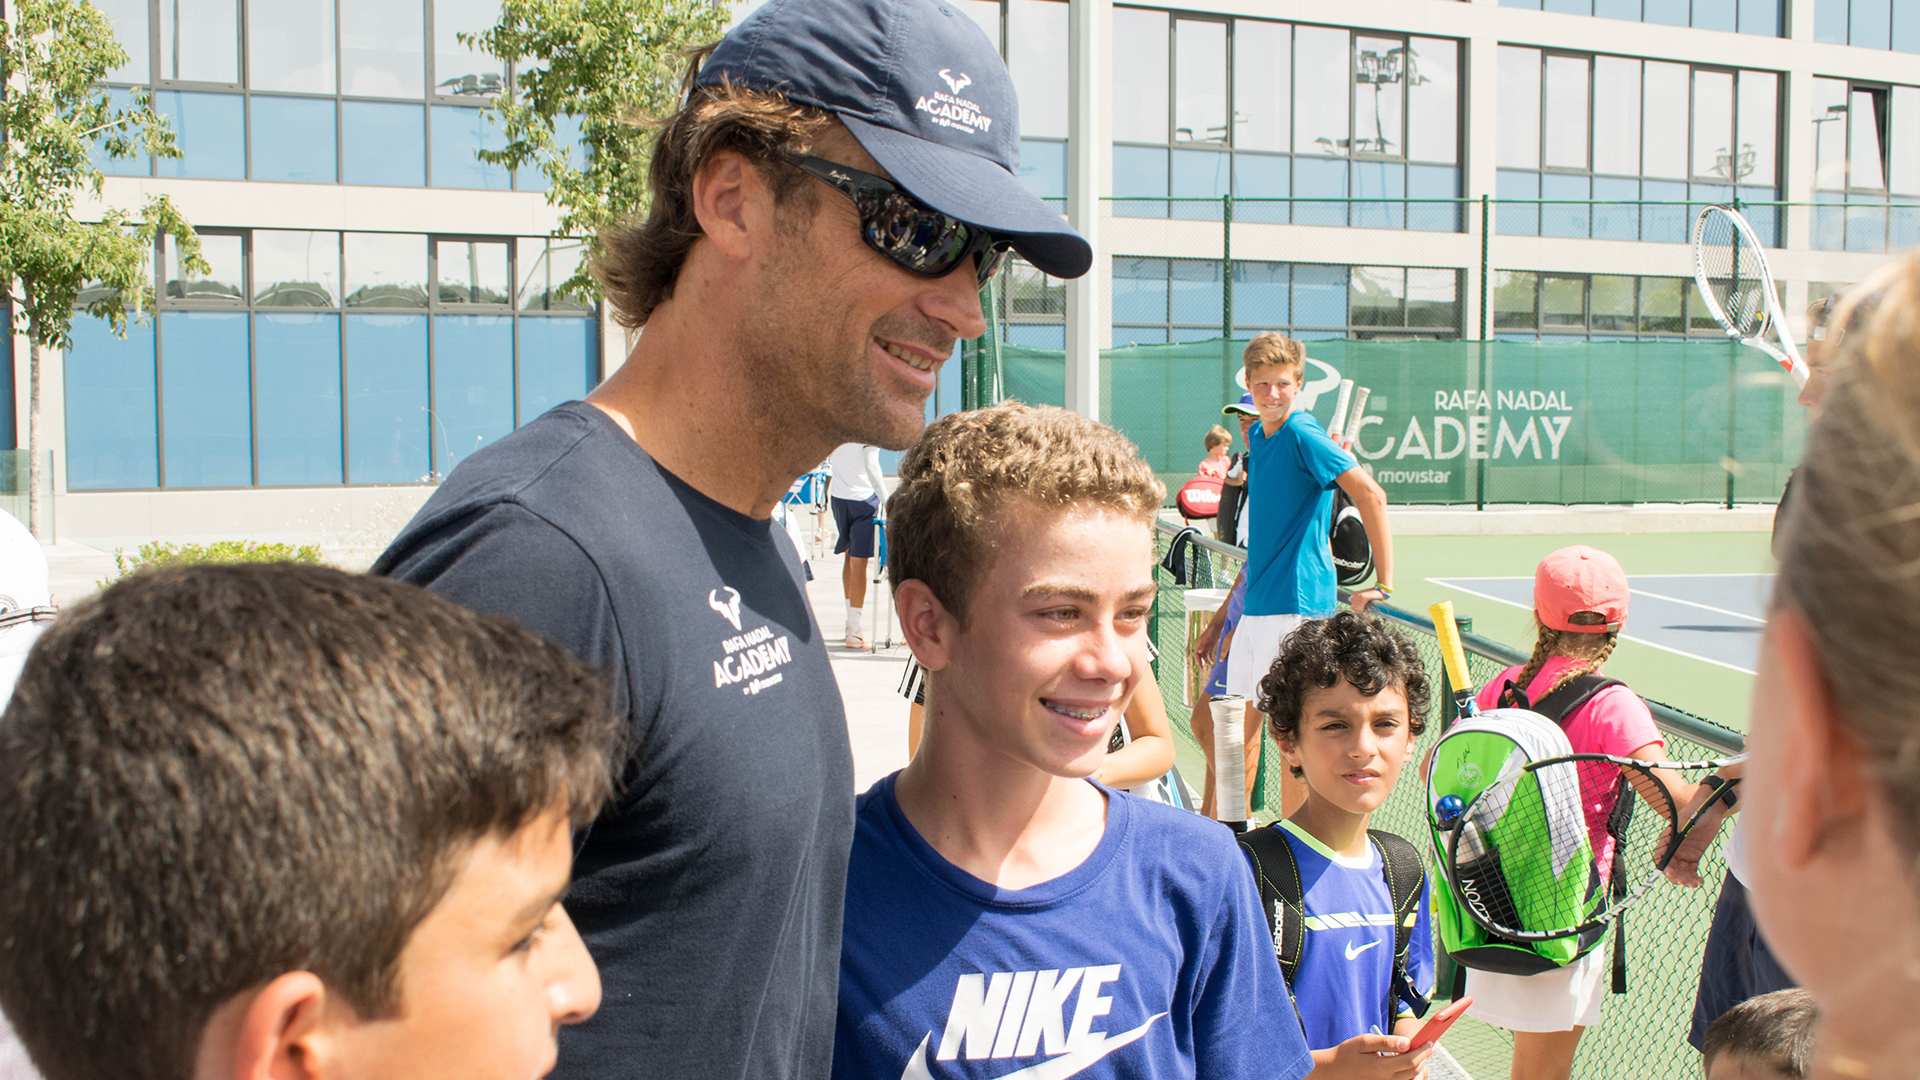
(917, 67, 994, 135)
(705, 585, 796, 696)
(897, 965, 1166, 1079)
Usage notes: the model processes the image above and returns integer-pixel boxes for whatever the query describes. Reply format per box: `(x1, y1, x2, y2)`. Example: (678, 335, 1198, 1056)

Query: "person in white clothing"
(828, 442, 889, 648)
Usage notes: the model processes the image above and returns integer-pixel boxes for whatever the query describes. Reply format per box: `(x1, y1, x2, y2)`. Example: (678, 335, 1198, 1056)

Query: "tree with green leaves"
(468, 0, 732, 305)
(0, 0, 201, 539)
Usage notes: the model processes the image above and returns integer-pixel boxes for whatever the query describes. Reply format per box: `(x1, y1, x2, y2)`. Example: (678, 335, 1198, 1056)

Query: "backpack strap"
(1499, 672, 1623, 725)
(1369, 829, 1431, 1021)
(1237, 826, 1305, 988)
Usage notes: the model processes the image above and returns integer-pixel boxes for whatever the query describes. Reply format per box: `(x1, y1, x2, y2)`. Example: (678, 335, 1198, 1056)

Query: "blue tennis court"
(1430, 573, 1772, 675)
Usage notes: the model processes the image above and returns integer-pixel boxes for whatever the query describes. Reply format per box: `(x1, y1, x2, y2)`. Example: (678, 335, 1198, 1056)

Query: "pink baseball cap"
(1534, 545, 1628, 633)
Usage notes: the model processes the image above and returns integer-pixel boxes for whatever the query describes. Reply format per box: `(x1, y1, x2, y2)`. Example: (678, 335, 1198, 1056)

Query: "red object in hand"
(1176, 476, 1223, 519)
(1403, 996, 1472, 1053)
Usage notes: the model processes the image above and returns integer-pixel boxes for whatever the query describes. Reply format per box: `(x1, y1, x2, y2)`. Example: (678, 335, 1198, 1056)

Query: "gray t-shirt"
(374, 401, 853, 1080)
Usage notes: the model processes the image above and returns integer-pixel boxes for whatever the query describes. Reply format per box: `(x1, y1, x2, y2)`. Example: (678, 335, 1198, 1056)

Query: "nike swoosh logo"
(899, 1014, 1169, 1080)
(1345, 940, 1382, 960)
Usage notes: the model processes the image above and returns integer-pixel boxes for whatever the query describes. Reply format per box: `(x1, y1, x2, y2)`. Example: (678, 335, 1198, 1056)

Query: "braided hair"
(1508, 612, 1619, 704)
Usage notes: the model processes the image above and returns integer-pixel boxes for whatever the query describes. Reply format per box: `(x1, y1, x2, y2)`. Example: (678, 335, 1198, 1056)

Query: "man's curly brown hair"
(1256, 612, 1430, 776)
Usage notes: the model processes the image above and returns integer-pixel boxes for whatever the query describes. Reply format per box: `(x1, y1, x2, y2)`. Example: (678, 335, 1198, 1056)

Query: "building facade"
(19, 0, 1920, 537)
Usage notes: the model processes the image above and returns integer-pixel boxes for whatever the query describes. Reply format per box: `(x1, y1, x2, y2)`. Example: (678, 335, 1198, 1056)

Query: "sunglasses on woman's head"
(784, 153, 1011, 286)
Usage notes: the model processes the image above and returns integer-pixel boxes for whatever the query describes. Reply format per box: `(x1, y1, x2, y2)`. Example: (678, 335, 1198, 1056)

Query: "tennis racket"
(1691, 205, 1808, 388)
(1429, 601, 1477, 721)
(1327, 379, 1355, 441)
(1341, 386, 1371, 452)
(1439, 752, 1742, 941)
(1210, 694, 1249, 832)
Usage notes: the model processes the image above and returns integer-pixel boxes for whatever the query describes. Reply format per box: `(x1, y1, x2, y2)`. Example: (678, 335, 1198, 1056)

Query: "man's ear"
(1769, 608, 1870, 869)
(894, 579, 956, 672)
(688, 149, 772, 266)
(198, 972, 331, 1080)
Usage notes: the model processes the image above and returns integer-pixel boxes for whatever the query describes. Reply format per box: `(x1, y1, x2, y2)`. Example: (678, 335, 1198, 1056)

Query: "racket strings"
(1699, 211, 1772, 337)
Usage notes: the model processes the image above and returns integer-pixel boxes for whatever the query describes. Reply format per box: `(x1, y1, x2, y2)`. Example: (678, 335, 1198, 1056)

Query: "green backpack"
(1425, 693, 1612, 982)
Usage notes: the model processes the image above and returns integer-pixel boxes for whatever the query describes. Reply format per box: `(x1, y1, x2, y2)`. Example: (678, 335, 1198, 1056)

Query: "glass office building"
(23, 0, 1920, 534)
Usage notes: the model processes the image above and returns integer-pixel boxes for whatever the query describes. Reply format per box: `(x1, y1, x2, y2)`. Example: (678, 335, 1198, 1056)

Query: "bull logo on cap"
(938, 68, 971, 95)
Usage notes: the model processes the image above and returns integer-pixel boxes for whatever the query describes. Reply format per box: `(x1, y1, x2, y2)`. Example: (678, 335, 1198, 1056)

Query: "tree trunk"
(26, 316, 42, 544)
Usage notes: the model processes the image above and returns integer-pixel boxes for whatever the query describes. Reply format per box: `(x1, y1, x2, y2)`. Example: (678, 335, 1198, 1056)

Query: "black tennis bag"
(1331, 486, 1373, 588)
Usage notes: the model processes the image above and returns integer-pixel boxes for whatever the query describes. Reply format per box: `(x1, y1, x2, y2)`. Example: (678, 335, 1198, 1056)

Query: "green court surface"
(1391, 531, 1772, 734)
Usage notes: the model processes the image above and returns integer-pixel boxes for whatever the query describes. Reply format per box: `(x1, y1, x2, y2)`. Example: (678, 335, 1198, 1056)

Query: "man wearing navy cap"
(373, 1, 1090, 1077)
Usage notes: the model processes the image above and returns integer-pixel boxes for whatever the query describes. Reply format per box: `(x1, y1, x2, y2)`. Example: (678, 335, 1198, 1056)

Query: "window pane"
(153, 92, 245, 179)
(254, 231, 339, 306)
(430, 105, 510, 189)
(1740, 0, 1782, 35)
(1543, 55, 1589, 170)
(1233, 21, 1288, 152)
(1353, 37, 1405, 158)
(1168, 259, 1222, 326)
(1407, 37, 1456, 164)
(168, 234, 244, 302)
(430, 314, 512, 473)
(1815, 0, 1849, 40)
(1008, 1, 1067, 139)
(517, 238, 591, 311)
(1643, 62, 1689, 178)
(1851, 89, 1889, 189)
(344, 233, 428, 307)
(1736, 70, 1777, 185)
(255, 313, 343, 484)
(1111, 144, 1167, 215)
(1893, 87, 1920, 194)
(160, 311, 252, 486)
(92, 87, 151, 176)
(1295, 26, 1350, 156)
(1112, 7, 1167, 144)
(250, 96, 337, 182)
(1896, 0, 1920, 50)
(1350, 266, 1404, 327)
(1541, 276, 1585, 328)
(93, 0, 150, 82)
(1492, 270, 1537, 329)
(1018, 138, 1066, 199)
(1812, 78, 1850, 188)
(1593, 57, 1640, 175)
(341, 0, 423, 95)
(1174, 19, 1227, 144)
(160, 0, 239, 82)
(433, 0, 503, 96)
(517, 317, 596, 424)
(1111, 258, 1167, 323)
(1695, 0, 1738, 32)
(950, 0, 1001, 48)
(66, 316, 158, 489)
(343, 101, 425, 186)
(345, 314, 428, 482)
(1854, 0, 1893, 48)
(1640, 276, 1685, 332)
(1497, 46, 1540, 169)
(1232, 261, 1288, 327)
(1692, 70, 1734, 179)
(1234, 152, 1289, 222)
(1407, 268, 1457, 329)
(249, 0, 335, 92)
(436, 239, 509, 303)
(1645, 0, 1688, 22)
(1292, 264, 1347, 326)
(1591, 275, 1635, 330)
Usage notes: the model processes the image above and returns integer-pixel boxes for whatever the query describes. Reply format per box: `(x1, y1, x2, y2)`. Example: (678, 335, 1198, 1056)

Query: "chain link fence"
(1151, 521, 1743, 1080)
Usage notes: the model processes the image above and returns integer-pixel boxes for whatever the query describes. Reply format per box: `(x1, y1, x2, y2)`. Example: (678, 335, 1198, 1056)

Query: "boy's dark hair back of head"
(1257, 612, 1431, 775)
(1702, 989, 1819, 1079)
(0, 563, 619, 1080)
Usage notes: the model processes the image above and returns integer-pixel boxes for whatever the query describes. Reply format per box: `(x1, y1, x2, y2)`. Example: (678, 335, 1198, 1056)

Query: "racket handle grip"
(1429, 601, 1475, 710)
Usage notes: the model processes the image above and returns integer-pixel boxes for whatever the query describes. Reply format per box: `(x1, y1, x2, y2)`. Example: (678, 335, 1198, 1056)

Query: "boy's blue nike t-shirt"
(835, 774, 1313, 1080)
(1244, 410, 1357, 618)
(1268, 820, 1434, 1050)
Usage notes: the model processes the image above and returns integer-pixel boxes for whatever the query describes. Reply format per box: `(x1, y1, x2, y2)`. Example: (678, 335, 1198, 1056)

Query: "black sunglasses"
(784, 153, 1010, 286)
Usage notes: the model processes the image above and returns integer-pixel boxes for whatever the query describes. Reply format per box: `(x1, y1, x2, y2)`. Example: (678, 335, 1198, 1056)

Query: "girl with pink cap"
(1464, 544, 1698, 1080)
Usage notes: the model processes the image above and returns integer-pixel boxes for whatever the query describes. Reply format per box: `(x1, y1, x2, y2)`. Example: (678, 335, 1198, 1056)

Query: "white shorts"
(1224, 613, 1310, 702)
(1463, 948, 1608, 1032)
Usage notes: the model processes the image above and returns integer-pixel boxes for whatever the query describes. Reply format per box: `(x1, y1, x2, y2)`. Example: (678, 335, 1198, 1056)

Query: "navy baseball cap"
(696, 0, 1092, 280)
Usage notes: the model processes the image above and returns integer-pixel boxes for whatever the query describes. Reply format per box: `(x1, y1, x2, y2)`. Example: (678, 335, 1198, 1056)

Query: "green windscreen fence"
(987, 338, 1806, 505)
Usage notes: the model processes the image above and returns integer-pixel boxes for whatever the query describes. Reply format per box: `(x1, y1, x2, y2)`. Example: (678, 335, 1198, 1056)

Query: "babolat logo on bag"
(1425, 708, 1604, 976)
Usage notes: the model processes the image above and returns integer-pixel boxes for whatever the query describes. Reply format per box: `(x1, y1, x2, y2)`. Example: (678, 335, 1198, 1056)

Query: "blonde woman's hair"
(1243, 332, 1305, 381)
(886, 402, 1165, 623)
(1775, 252, 1920, 856)
(1204, 424, 1231, 450)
